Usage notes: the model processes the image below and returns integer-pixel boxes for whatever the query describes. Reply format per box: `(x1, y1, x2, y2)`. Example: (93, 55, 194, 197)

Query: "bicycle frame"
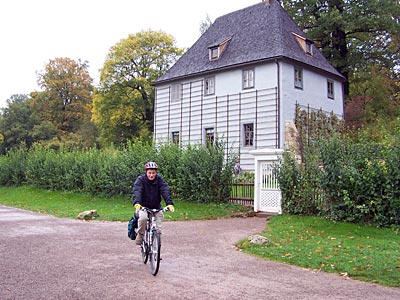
(140, 207, 168, 276)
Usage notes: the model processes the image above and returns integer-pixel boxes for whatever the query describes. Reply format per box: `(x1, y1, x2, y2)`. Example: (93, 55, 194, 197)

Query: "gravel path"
(1, 205, 399, 300)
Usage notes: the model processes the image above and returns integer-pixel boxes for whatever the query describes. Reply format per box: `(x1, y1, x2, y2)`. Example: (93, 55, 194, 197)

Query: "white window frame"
(209, 47, 219, 60)
(171, 83, 181, 103)
(243, 123, 254, 147)
(305, 41, 313, 55)
(204, 127, 215, 145)
(327, 79, 334, 99)
(294, 67, 303, 89)
(243, 69, 255, 89)
(204, 77, 215, 96)
(171, 131, 180, 144)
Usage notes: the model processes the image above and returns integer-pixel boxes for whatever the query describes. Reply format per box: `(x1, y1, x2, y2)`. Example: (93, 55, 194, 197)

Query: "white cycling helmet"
(144, 161, 158, 170)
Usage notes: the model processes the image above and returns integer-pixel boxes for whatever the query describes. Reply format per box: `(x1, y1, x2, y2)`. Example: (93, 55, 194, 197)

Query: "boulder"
(77, 210, 99, 220)
(248, 234, 269, 245)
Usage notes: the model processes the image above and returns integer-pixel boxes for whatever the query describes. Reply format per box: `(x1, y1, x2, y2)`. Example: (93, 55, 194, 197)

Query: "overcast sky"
(0, 0, 258, 109)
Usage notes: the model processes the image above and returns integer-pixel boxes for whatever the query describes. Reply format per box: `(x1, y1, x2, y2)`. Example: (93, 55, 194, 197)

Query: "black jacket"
(132, 174, 173, 209)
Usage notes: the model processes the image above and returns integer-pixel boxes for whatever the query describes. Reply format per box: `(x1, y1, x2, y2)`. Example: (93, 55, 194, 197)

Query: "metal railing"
(229, 182, 254, 207)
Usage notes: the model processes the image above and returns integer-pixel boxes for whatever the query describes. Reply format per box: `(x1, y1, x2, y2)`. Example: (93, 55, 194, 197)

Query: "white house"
(153, 0, 345, 171)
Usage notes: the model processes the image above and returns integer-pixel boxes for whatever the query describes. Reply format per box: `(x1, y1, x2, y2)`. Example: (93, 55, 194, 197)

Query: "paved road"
(1, 205, 399, 300)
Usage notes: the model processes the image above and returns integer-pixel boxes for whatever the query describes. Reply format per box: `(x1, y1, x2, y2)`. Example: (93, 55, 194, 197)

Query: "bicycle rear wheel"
(149, 232, 161, 276)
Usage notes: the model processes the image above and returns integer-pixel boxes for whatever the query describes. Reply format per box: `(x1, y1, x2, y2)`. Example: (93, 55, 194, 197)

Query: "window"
(205, 127, 214, 145)
(243, 69, 255, 89)
(210, 47, 219, 60)
(293, 32, 313, 56)
(171, 131, 180, 144)
(243, 123, 254, 147)
(305, 41, 313, 55)
(327, 80, 334, 99)
(208, 37, 231, 61)
(171, 84, 181, 102)
(204, 77, 215, 95)
(294, 67, 303, 89)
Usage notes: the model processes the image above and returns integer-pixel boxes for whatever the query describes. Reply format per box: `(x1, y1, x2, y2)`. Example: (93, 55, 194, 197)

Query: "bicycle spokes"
(138, 207, 167, 276)
(149, 232, 161, 276)
(141, 237, 149, 264)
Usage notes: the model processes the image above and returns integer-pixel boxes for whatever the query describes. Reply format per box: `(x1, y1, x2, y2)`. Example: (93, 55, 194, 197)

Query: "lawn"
(0, 186, 252, 221)
(237, 215, 400, 288)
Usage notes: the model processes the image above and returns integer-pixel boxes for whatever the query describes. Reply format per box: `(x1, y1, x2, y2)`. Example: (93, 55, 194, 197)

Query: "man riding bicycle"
(132, 161, 174, 245)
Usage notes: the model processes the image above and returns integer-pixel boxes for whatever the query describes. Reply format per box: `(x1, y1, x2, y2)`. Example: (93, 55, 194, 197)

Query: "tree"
(200, 14, 213, 35)
(92, 30, 184, 145)
(346, 65, 400, 139)
(35, 57, 94, 134)
(281, 0, 400, 96)
(0, 94, 37, 154)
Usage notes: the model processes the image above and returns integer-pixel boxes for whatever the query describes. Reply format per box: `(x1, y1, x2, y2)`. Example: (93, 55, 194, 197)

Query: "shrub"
(277, 133, 400, 227)
(177, 141, 236, 203)
(0, 146, 28, 186)
(0, 139, 236, 204)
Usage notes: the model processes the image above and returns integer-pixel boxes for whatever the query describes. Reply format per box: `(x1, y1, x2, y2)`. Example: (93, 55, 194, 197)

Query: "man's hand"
(134, 204, 142, 214)
(167, 205, 175, 212)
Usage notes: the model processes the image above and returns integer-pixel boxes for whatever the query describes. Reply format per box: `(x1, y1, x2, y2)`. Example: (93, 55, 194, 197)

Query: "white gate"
(250, 149, 283, 214)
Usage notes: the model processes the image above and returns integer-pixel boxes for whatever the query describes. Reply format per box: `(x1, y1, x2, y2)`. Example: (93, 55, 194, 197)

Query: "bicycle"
(139, 206, 169, 276)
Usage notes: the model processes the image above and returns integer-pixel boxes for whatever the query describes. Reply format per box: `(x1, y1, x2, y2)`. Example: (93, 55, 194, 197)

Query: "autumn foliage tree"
(34, 57, 93, 135)
(92, 30, 183, 145)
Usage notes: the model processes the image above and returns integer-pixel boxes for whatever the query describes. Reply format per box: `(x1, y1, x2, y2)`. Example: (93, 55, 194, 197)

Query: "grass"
(0, 186, 252, 221)
(237, 215, 400, 288)
(1, 186, 399, 287)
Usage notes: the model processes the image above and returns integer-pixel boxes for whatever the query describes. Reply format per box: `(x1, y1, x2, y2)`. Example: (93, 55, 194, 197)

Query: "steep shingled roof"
(154, 0, 344, 84)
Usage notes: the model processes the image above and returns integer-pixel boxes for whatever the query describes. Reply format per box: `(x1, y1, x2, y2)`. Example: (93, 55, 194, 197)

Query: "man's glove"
(134, 204, 142, 214)
(167, 205, 175, 212)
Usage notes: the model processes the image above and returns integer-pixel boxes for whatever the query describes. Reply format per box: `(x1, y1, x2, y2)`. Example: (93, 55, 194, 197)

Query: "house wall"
(154, 66, 279, 171)
(280, 61, 344, 124)
(216, 64, 278, 94)
(154, 60, 344, 172)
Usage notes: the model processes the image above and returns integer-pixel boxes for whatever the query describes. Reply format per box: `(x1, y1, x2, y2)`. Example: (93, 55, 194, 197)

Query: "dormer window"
(305, 41, 313, 55)
(208, 37, 231, 61)
(210, 47, 219, 60)
(293, 32, 313, 56)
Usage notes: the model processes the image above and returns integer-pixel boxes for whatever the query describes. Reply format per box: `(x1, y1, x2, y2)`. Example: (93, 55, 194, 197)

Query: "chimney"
(264, 0, 271, 7)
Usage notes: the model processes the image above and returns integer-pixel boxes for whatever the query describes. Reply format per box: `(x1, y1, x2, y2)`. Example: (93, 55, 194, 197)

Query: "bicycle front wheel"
(149, 232, 161, 276)
(141, 234, 149, 264)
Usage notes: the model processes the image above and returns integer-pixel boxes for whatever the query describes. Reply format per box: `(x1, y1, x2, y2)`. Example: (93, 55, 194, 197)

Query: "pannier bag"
(128, 214, 138, 240)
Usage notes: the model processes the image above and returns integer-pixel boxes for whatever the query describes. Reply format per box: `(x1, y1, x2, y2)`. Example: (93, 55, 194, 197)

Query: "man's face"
(146, 169, 157, 181)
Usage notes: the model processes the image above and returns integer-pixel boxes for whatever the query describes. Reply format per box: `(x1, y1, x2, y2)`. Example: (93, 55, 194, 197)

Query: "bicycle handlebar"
(140, 207, 170, 213)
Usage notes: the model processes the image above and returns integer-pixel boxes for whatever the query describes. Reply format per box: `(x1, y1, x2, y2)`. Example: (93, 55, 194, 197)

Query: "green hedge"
(177, 141, 236, 203)
(276, 135, 400, 227)
(0, 140, 236, 204)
